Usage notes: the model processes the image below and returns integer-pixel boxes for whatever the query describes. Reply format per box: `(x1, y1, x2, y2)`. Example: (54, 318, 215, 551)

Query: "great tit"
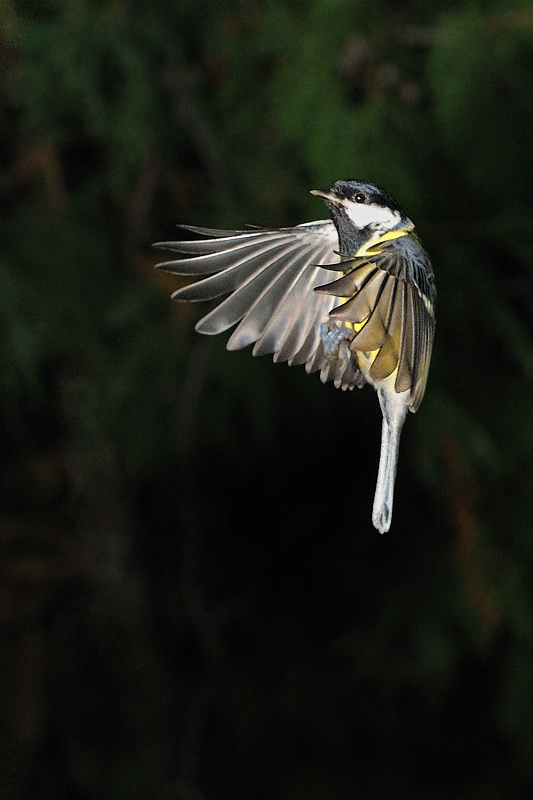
(156, 179, 436, 533)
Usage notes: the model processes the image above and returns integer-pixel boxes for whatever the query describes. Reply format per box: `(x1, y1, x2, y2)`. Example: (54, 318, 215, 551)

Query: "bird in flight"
(156, 179, 436, 533)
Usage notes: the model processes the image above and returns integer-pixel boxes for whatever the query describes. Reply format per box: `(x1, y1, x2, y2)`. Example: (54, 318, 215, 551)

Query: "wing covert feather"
(317, 232, 435, 410)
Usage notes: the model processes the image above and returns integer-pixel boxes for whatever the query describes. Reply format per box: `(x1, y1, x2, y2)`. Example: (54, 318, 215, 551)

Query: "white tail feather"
(372, 386, 409, 533)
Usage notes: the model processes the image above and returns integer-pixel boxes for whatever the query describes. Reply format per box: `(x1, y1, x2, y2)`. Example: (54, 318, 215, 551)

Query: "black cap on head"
(330, 179, 403, 213)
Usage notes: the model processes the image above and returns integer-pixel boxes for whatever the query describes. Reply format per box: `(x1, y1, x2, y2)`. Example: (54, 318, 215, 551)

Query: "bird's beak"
(310, 188, 341, 205)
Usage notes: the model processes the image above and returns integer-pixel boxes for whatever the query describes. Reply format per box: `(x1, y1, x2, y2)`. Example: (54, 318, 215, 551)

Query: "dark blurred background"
(2, 1, 533, 798)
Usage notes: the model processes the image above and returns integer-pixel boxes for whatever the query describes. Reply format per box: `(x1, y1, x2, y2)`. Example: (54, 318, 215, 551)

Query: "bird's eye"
(354, 192, 366, 203)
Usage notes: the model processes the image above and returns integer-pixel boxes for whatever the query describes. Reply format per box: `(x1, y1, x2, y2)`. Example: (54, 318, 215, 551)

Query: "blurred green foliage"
(2, 0, 533, 798)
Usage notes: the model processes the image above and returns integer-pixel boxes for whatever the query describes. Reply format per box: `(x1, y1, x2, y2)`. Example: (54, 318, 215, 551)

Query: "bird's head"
(311, 179, 412, 254)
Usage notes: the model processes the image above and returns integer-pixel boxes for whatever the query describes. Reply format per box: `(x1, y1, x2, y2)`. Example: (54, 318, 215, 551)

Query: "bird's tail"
(372, 388, 409, 534)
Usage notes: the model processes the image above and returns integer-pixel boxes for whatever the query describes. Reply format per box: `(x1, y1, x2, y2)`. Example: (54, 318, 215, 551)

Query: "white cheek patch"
(344, 200, 401, 232)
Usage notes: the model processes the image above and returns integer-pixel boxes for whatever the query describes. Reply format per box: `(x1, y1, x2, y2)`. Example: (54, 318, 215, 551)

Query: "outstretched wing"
(314, 233, 436, 411)
(155, 221, 365, 388)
